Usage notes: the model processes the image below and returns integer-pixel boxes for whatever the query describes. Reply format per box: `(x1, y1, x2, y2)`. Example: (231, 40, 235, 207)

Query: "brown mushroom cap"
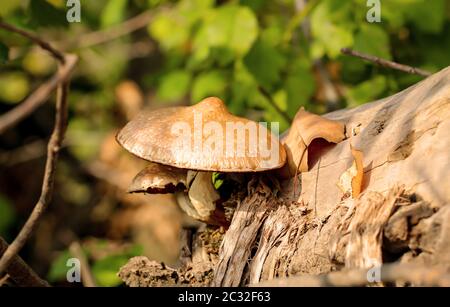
(128, 163, 187, 194)
(117, 97, 286, 172)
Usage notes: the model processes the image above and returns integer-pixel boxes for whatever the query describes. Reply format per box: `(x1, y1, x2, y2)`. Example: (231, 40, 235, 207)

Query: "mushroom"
(117, 97, 286, 226)
(278, 107, 345, 178)
(127, 162, 187, 194)
(117, 96, 286, 172)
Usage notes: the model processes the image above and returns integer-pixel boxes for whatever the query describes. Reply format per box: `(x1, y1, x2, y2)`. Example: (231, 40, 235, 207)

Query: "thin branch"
(0, 55, 77, 134)
(0, 21, 65, 63)
(251, 262, 450, 287)
(0, 57, 75, 275)
(341, 48, 432, 77)
(76, 10, 153, 49)
(69, 241, 96, 287)
(0, 237, 50, 287)
(258, 86, 292, 123)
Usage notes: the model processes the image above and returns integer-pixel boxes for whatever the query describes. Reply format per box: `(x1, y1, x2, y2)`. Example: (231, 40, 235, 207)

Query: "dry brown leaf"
(350, 146, 364, 198)
(337, 144, 364, 198)
(280, 108, 345, 177)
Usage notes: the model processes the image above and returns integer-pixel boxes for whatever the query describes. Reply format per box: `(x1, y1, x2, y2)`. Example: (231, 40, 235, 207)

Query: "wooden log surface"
(119, 66, 450, 287)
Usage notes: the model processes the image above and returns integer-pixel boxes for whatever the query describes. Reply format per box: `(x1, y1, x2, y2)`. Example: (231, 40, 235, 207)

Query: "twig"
(69, 241, 96, 287)
(76, 10, 153, 49)
(0, 237, 50, 287)
(341, 48, 432, 77)
(251, 262, 450, 287)
(0, 21, 65, 63)
(258, 86, 292, 123)
(0, 60, 74, 276)
(0, 54, 77, 134)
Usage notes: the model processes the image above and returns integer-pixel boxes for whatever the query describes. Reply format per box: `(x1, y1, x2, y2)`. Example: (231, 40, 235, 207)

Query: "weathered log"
(119, 66, 450, 287)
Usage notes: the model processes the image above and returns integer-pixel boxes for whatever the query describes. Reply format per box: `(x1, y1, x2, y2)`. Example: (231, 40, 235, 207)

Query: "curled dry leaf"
(338, 145, 364, 198)
(279, 107, 345, 177)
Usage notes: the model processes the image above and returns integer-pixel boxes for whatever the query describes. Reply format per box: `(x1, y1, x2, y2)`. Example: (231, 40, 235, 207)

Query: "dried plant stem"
(0, 21, 65, 63)
(0, 55, 77, 134)
(69, 241, 96, 287)
(0, 78, 71, 276)
(341, 48, 432, 77)
(0, 237, 50, 287)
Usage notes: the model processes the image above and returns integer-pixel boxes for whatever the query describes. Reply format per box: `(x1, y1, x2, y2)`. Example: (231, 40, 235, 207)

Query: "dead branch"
(341, 48, 432, 77)
(0, 237, 50, 287)
(0, 21, 65, 63)
(0, 54, 76, 275)
(69, 241, 96, 287)
(0, 54, 77, 134)
(252, 262, 450, 287)
(76, 11, 153, 49)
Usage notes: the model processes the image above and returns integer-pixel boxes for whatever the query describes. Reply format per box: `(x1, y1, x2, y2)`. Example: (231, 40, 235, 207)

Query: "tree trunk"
(119, 66, 450, 287)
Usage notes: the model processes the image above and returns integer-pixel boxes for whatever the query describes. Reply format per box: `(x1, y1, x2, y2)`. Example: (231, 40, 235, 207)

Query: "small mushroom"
(279, 107, 345, 178)
(127, 162, 187, 194)
(117, 97, 285, 226)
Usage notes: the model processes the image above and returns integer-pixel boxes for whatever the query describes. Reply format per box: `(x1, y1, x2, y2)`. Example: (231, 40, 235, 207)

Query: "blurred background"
(0, 0, 449, 286)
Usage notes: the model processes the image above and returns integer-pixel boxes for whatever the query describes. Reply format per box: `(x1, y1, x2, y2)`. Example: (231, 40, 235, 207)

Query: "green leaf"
(101, 0, 128, 28)
(353, 25, 391, 60)
(0, 72, 30, 104)
(285, 59, 315, 116)
(405, 0, 446, 33)
(310, 0, 354, 58)
(47, 250, 72, 282)
(92, 255, 129, 287)
(157, 70, 192, 102)
(346, 75, 387, 106)
(243, 38, 286, 89)
(212, 172, 224, 190)
(201, 4, 258, 57)
(0, 0, 22, 17)
(0, 195, 15, 236)
(29, 0, 68, 28)
(191, 70, 227, 103)
(0, 42, 9, 64)
(149, 13, 191, 50)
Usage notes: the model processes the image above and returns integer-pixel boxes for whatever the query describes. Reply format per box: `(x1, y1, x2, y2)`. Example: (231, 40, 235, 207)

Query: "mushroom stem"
(175, 192, 204, 221)
(187, 172, 228, 226)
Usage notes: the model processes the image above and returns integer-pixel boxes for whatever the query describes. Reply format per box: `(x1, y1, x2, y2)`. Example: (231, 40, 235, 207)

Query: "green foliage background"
(0, 0, 449, 286)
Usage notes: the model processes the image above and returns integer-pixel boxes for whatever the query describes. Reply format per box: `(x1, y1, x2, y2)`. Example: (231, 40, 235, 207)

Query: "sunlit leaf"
(92, 255, 128, 287)
(201, 4, 258, 56)
(157, 70, 192, 102)
(310, 0, 354, 58)
(353, 24, 391, 60)
(191, 70, 227, 103)
(243, 38, 286, 89)
(0, 72, 30, 104)
(346, 75, 387, 106)
(47, 250, 72, 282)
(101, 0, 128, 28)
